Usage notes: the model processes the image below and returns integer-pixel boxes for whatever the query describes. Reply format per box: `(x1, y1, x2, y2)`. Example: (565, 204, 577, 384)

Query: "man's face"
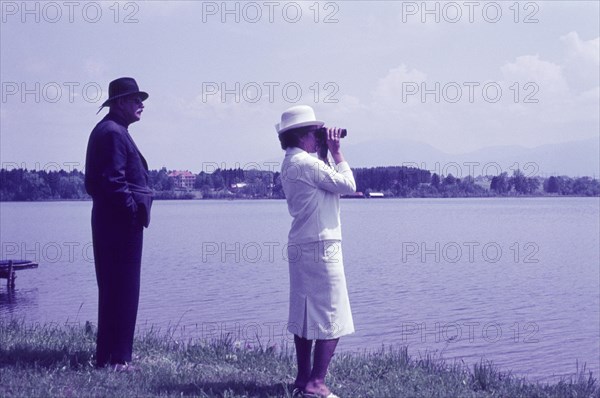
(118, 95, 145, 123)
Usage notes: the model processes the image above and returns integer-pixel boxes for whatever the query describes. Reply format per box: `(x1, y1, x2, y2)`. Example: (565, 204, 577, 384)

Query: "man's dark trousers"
(92, 204, 143, 366)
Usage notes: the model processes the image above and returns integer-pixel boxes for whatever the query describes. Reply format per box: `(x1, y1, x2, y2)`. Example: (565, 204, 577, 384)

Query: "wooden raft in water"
(0, 260, 38, 290)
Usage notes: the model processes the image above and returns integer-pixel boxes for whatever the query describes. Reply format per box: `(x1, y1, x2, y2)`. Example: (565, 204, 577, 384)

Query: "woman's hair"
(278, 126, 315, 150)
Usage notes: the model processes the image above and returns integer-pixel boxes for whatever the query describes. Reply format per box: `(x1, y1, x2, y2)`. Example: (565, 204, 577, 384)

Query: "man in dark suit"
(85, 77, 153, 370)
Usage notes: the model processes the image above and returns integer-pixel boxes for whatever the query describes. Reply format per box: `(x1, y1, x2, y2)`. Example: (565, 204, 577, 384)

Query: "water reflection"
(0, 287, 38, 312)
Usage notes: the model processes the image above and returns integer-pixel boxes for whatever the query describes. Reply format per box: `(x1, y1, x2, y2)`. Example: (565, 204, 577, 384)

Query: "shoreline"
(1, 194, 599, 203)
(0, 320, 597, 398)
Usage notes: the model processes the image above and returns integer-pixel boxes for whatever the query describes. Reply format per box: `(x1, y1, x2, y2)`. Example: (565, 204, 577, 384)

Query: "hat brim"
(277, 120, 324, 135)
(100, 91, 149, 108)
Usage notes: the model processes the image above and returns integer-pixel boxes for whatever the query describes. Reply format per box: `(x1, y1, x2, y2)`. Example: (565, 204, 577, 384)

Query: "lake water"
(1, 198, 598, 382)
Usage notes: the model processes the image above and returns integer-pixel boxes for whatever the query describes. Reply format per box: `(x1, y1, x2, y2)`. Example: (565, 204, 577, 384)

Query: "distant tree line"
(0, 166, 598, 201)
(0, 168, 86, 201)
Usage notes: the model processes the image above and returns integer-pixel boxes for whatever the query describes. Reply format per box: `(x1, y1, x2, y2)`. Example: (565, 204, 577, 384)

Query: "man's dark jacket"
(85, 112, 152, 226)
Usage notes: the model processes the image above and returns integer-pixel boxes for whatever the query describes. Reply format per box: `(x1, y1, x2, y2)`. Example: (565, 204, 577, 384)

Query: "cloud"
(497, 45, 598, 131)
(500, 54, 568, 97)
(364, 34, 598, 153)
(324, 94, 365, 114)
(498, 32, 599, 113)
(561, 31, 600, 65)
(560, 32, 600, 93)
(83, 59, 107, 79)
(372, 64, 428, 107)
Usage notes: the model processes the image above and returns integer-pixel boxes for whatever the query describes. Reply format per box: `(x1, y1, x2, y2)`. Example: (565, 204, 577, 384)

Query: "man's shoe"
(112, 363, 139, 373)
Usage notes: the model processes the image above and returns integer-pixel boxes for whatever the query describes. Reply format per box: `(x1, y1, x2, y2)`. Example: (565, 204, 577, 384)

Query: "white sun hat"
(275, 105, 324, 135)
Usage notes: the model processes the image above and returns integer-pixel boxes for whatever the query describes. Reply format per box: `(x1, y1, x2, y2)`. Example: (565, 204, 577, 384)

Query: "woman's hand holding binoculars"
(317, 127, 347, 165)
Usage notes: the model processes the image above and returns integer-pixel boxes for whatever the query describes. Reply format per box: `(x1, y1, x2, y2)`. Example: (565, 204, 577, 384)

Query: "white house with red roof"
(168, 170, 196, 190)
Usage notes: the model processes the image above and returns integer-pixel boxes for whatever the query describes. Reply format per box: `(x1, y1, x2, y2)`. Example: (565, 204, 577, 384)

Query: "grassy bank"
(0, 321, 597, 398)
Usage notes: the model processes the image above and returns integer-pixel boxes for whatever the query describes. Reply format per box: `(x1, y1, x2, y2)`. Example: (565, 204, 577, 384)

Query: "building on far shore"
(341, 192, 365, 199)
(168, 170, 195, 190)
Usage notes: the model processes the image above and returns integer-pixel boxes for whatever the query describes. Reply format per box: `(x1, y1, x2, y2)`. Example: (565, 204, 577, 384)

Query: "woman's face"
(299, 129, 318, 153)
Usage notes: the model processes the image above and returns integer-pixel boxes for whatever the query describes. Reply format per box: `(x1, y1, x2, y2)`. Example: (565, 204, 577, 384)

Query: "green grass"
(0, 320, 597, 397)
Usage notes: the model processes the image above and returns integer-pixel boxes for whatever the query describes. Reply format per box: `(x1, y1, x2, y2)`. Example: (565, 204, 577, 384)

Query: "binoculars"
(316, 127, 347, 160)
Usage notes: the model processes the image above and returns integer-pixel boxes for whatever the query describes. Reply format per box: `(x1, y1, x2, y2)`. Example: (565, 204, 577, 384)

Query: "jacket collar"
(103, 112, 149, 171)
(105, 111, 131, 128)
(286, 147, 305, 156)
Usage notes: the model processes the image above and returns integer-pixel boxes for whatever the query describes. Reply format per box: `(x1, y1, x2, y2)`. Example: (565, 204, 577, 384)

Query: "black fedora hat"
(98, 77, 148, 111)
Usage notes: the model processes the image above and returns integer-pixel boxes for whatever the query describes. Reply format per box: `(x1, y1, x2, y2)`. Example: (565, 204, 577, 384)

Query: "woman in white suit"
(276, 105, 356, 398)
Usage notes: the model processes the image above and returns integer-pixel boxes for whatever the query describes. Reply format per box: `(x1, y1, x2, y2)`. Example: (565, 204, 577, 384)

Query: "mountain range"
(342, 137, 600, 178)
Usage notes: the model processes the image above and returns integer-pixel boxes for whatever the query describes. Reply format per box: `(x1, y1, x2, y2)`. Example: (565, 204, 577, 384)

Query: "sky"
(1, 0, 599, 173)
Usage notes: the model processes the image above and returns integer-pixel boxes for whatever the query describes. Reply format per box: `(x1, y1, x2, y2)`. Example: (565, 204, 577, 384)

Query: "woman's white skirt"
(287, 240, 355, 340)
